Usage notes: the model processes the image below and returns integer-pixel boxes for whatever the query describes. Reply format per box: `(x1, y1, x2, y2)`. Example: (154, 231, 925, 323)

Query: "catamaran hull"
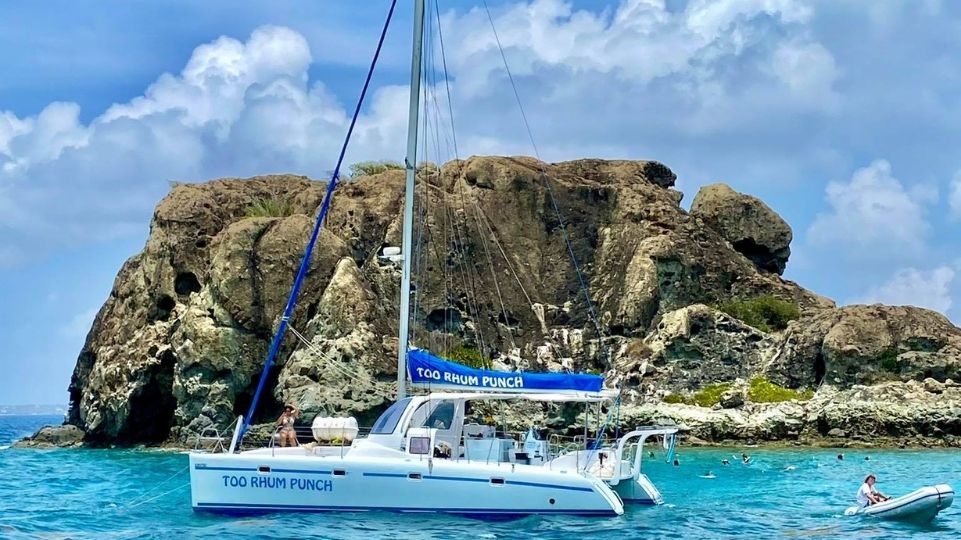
(614, 474, 663, 505)
(189, 452, 623, 519)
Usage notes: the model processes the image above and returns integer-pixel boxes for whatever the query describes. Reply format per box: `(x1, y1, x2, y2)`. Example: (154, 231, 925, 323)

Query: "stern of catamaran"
(547, 426, 679, 505)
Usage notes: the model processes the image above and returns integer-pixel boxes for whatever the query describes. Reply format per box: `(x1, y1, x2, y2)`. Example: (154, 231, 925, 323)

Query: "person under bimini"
(856, 474, 890, 507)
(277, 404, 300, 447)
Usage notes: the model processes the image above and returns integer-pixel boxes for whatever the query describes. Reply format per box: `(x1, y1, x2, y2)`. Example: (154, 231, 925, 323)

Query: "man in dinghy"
(856, 474, 891, 507)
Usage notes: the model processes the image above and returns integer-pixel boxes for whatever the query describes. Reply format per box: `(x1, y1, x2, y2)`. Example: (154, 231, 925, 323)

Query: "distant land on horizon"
(0, 404, 67, 416)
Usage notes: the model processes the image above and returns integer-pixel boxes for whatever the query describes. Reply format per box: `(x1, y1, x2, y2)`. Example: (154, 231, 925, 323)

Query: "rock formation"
(690, 183, 793, 274)
(53, 156, 961, 447)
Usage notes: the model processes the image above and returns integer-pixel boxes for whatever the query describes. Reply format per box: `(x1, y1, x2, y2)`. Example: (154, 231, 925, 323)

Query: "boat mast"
(397, 0, 425, 399)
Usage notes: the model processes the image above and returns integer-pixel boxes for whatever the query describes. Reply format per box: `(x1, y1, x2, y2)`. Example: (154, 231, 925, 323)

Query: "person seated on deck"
(856, 474, 891, 507)
(276, 404, 300, 447)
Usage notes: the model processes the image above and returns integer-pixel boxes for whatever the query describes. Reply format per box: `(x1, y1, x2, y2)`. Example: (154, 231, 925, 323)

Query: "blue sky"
(1, 0, 960, 405)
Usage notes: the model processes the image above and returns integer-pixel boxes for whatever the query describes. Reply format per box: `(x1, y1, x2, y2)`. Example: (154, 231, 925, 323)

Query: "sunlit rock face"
(690, 183, 793, 275)
(62, 156, 960, 446)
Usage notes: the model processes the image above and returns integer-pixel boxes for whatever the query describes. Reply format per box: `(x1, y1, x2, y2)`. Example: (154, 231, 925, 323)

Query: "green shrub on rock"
(349, 160, 404, 177)
(446, 345, 490, 370)
(878, 349, 900, 373)
(244, 196, 293, 218)
(717, 295, 800, 333)
(662, 393, 691, 405)
(691, 382, 733, 407)
(748, 377, 813, 402)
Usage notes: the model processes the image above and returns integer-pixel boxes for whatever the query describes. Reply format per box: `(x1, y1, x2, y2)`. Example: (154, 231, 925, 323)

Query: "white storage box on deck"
(311, 416, 359, 442)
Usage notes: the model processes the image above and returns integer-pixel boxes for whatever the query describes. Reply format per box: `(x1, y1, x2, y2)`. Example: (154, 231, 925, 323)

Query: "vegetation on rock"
(445, 344, 490, 370)
(717, 295, 800, 333)
(660, 383, 735, 407)
(349, 160, 404, 177)
(748, 377, 813, 402)
(662, 393, 690, 405)
(244, 196, 293, 218)
(878, 349, 900, 373)
(692, 382, 734, 407)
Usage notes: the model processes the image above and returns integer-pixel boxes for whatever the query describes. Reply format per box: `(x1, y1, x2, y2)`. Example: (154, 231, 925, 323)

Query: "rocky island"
(21, 156, 961, 449)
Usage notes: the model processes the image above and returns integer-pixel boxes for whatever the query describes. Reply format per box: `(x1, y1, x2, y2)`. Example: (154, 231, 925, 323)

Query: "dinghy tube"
(845, 484, 954, 522)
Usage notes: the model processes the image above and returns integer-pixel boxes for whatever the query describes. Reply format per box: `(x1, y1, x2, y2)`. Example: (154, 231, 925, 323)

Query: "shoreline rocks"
(13, 424, 85, 448)
(621, 380, 961, 448)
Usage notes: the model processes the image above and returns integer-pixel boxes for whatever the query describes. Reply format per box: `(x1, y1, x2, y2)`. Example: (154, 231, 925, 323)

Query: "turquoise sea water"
(2, 415, 959, 539)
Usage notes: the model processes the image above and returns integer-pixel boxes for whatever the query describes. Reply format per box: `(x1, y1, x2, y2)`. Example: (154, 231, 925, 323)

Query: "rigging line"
(123, 482, 192, 510)
(434, 0, 459, 159)
(429, 3, 495, 359)
(481, 0, 539, 157)
(241, 0, 399, 437)
(293, 326, 394, 399)
(447, 187, 491, 358)
(420, 6, 453, 355)
(480, 0, 607, 349)
(445, 202, 489, 358)
(425, 10, 454, 356)
(470, 200, 535, 308)
(469, 199, 570, 354)
(544, 177, 604, 341)
(469, 200, 516, 352)
(123, 465, 189, 507)
(412, 13, 431, 349)
(287, 326, 396, 399)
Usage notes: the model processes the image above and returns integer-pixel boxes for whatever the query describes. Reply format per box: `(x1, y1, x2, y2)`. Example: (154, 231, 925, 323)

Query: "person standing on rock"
(277, 404, 300, 447)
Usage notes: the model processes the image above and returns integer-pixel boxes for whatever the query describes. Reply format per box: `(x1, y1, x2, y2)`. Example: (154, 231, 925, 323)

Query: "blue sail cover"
(408, 349, 604, 394)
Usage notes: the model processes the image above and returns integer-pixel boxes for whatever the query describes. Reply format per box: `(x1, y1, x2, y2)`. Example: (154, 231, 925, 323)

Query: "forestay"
(407, 348, 605, 394)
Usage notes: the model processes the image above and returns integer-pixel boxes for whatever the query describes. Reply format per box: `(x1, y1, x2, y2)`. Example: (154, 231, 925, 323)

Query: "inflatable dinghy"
(845, 484, 954, 522)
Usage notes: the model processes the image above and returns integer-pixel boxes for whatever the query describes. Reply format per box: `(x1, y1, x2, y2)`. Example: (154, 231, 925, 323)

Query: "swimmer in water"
(741, 453, 751, 464)
(721, 459, 730, 465)
(649, 451, 656, 458)
(864, 456, 870, 461)
(701, 471, 716, 479)
(673, 458, 680, 467)
(837, 453, 844, 461)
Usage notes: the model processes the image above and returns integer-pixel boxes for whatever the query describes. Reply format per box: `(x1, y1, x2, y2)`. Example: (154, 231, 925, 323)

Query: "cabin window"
(424, 401, 455, 429)
(408, 436, 431, 455)
(412, 400, 456, 430)
(371, 398, 412, 434)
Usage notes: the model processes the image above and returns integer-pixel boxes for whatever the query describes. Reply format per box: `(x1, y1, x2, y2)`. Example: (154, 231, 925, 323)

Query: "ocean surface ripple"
(2, 415, 958, 539)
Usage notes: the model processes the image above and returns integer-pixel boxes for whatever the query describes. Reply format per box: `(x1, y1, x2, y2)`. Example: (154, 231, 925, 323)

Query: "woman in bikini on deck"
(277, 404, 300, 447)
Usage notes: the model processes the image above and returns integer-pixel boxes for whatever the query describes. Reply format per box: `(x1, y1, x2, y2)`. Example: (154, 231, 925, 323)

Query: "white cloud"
(442, 0, 833, 112)
(950, 171, 961, 220)
(0, 110, 32, 158)
(807, 160, 933, 261)
(0, 25, 407, 265)
(770, 40, 839, 107)
(855, 266, 955, 315)
(0, 4, 841, 265)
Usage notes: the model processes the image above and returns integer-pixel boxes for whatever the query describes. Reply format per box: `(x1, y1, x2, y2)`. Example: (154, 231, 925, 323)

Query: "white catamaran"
(188, 0, 678, 518)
